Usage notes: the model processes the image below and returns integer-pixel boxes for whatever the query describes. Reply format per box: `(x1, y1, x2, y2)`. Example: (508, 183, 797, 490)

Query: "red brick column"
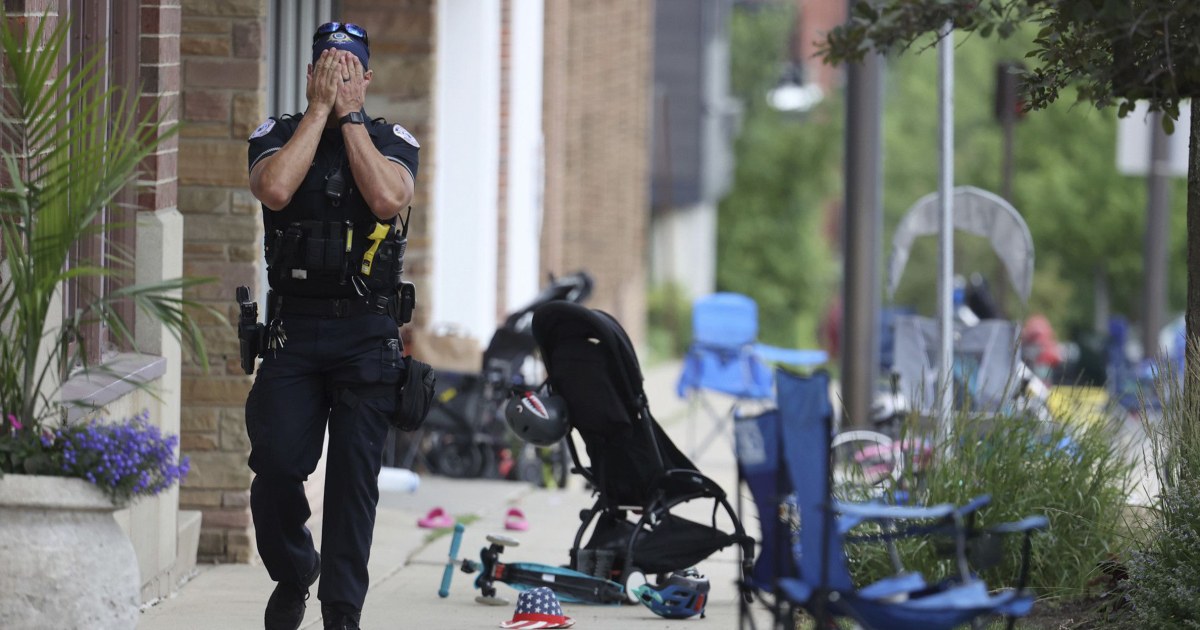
(0, 1, 58, 196)
(496, 0, 510, 321)
(542, 0, 652, 345)
(139, 0, 181, 218)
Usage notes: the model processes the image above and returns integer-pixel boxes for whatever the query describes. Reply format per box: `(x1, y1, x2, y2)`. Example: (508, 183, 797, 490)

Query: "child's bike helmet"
(504, 390, 569, 446)
(631, 567, 709, 619)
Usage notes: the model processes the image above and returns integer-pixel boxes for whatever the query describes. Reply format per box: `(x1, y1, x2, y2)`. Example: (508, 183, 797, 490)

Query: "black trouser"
(245, 310, 402, 613)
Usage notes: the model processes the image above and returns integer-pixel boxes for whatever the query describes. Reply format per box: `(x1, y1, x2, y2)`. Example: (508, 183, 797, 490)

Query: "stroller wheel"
(475, 595, 509, 606)
(514, 442, 570, 489)
(431, 440, 487, 478)
(622, 567, 647, 604)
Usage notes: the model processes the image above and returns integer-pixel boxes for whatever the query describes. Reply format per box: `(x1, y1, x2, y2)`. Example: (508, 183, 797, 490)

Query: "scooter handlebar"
(438, 523, 466, 598)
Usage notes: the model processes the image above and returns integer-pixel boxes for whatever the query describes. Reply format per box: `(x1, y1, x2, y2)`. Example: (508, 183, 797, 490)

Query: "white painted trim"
(504, 0, 545, 312)
(431, 0, 502, 343)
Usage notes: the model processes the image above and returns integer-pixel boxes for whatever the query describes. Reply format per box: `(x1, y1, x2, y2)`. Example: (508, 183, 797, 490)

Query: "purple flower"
(50, 410, 189, 502)
(7, 414, 21, 431)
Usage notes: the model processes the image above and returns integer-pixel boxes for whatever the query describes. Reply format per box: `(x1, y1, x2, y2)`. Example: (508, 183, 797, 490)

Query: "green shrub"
(1124, 367, 1200, 626)
(846, 405, 1132, 597)
(1125, 478, 1200, 628)
(646, 282, 692, 362)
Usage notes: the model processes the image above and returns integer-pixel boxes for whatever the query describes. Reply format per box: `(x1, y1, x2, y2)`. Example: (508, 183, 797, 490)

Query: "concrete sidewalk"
(138, 360, 773, 629)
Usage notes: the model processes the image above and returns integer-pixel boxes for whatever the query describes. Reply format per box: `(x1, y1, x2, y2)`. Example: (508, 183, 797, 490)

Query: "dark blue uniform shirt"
(247, 113, 420, 298)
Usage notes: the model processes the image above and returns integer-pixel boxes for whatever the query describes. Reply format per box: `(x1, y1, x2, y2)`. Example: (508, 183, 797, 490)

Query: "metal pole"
(840, 42, 884, 429)
(937, 23, 955, 434)
(1000, 88, 1015, 202)
(1144, 111, 1171, 358)
(993, 61, 1012, 316)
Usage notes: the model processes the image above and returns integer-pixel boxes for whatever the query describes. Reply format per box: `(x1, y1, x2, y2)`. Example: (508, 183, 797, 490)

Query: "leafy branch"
(819, 0, 1200, 126)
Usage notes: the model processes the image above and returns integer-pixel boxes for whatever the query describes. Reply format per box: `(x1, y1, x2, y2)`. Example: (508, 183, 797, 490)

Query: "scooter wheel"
(622, 567, 648, 604)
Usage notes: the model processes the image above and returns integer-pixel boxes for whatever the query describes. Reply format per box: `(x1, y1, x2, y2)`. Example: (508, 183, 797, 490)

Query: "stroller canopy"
(888, 186, 1034, 305)
(532, 302, 699, 505)
(532, 302, 647, 433)
(533, 302, 751, 579)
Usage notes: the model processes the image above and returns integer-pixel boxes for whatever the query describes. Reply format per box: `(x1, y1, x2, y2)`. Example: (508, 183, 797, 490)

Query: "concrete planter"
(0, 474, 140, 630)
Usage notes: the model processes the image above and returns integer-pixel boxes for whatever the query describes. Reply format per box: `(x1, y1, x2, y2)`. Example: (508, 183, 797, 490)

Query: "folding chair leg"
(688, 395, 738, 461)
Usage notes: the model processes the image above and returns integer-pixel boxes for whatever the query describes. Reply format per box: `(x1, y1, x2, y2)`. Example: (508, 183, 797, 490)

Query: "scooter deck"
(442, 525, 624, 605)
(497, 562, 625, 605)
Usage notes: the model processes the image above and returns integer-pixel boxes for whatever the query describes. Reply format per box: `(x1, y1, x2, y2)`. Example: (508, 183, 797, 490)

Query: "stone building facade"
(542, 0, 652, 345)
(174, 0, 653, 565)
(6, 0, 657, 603)
(175, 0, 268, 565)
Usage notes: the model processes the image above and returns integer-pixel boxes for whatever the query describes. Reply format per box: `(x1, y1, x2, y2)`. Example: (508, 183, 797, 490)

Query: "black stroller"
(388, 272, 593, 484)
(530, 301, 755, 598)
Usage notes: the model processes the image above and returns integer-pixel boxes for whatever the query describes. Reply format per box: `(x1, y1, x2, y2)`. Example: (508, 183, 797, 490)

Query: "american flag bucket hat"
(499, 587, 575, 629)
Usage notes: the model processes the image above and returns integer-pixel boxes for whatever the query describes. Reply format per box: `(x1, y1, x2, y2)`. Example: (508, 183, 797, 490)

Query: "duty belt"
(277, 294, 385, 318)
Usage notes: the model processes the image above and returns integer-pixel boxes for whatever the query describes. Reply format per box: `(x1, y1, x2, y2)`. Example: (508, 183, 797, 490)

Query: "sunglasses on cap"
(314, 22, 369, 49)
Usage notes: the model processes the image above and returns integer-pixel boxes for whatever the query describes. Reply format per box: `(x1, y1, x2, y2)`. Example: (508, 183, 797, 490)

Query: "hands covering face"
(306, 48, 340, 115)
(334, 52, 367, 118)
(306, 49, 368, 119)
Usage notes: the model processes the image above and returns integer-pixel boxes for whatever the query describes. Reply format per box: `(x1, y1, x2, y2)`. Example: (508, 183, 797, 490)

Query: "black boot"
(264, 552, 321, 630)
(321, 603, 362, 630)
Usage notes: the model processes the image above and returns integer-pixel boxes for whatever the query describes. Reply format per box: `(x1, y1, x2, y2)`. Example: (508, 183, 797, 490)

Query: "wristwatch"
(339, 111, 365, 126)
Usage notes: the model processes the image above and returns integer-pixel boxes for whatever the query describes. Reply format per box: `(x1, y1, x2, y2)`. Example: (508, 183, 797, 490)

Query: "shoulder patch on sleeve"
(393, 124, 420, 148)
(249, 119, 276, 140)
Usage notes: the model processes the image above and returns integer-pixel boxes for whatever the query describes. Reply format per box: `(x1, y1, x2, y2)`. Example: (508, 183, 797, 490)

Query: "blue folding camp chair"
(735, 369, 1047, 630)
(677, 293, 825, 461)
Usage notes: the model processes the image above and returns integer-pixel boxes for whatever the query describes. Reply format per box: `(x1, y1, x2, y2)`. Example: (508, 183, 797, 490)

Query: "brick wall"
(2, 0, 55, 31)
(496, 0, 510, 320)
(169, 0, 650, 561)
(1, 0, 56, 194)
(140, 1, 181, 219)
(177, 0, 266, 564)
(797, 0, 845, 93)
(342, 0, 436, 341)
(542, 0, 653, 345)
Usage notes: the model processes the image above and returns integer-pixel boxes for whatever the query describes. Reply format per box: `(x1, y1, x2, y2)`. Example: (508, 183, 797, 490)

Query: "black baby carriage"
(529, 301, 756, 598)
(388, 271, 593, 483)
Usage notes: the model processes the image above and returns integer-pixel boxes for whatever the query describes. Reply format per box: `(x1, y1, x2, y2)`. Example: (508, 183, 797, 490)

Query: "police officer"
(245, 22, 418, 630)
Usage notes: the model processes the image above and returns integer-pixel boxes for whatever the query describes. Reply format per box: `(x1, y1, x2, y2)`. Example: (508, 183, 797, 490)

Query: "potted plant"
(0, 9, 213, 629)
(0, 411, 192, 628)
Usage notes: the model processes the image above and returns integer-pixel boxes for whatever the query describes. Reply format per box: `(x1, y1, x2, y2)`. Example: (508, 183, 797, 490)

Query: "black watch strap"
(339, 111, 365, 126)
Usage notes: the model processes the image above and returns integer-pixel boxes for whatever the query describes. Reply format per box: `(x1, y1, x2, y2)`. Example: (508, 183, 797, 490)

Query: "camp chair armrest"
(754, 343, 828, 367)
(987, 514, 1048, 594)
(988, 515, 1049, 535)
(955, 494, 992, 518)
(834, 500, 957, 521)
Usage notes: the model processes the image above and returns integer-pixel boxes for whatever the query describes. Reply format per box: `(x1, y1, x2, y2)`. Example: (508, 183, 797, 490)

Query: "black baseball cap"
(312, 23, 369, 70)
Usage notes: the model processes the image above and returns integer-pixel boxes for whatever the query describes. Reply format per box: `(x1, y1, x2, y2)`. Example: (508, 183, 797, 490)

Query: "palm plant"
(0, 10, 211, 436)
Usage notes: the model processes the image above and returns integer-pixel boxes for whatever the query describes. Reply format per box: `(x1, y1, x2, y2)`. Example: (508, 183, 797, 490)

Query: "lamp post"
(840, 29, 884, 429)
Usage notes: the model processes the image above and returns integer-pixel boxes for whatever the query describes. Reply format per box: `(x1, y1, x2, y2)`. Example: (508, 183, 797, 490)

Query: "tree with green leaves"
(820, 0, 1200, 395)
(718, 4, 839, 348)
(878, 27, 1186, 333)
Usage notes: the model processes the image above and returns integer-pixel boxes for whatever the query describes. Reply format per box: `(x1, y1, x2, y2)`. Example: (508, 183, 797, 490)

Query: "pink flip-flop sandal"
(418, 506, 454, 529)
(504, 507, 529, 532)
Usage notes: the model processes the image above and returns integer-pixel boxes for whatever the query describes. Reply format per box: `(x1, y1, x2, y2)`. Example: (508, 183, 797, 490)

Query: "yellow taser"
(360, 222, 392, 276)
